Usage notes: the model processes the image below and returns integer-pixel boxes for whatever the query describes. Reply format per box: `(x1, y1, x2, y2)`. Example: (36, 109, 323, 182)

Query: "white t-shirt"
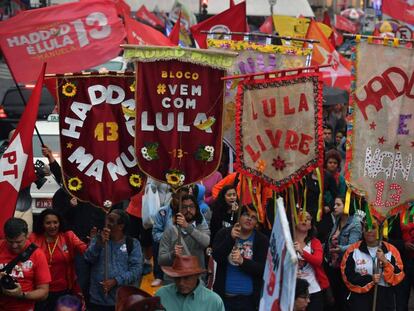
(297, 243, 321, 294)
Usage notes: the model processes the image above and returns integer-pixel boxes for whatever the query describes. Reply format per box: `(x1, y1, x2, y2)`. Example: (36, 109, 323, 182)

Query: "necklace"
(47, 236, 59, 267)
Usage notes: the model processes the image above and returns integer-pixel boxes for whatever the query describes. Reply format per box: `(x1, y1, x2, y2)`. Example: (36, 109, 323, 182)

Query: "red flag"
(135, 5, 165, 29)
(190, 1, 247, 48)
(306, 20, 351, 90)
(0, 64, 46, 237)
(382, 0, 414, 25)
(0, 0, 125, 83)
(259, 16, 273, 34)
(335, 14, 358, 33)
(168, 11, 181, 45)
(125, 16, 173, 46)
(230, 0, 236, 7)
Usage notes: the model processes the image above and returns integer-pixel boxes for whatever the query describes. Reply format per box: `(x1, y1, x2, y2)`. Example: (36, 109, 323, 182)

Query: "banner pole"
(372, 221, 384, 311)
(222, 64, 331, 81)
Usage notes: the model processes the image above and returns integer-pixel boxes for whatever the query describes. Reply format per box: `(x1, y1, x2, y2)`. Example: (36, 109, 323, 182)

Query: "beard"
(184, 212, 195, 223)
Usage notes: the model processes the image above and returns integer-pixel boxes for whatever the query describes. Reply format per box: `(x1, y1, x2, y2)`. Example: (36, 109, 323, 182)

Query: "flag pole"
(3, 57, 45, 146)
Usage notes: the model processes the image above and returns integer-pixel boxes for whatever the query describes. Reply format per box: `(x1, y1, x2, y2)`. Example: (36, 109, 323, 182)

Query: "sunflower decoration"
(68, 177, 82, 191)
(195, 145, 214, 162)
(129, 174, 143, 188)
(62, 82, 77, 97)
(165, 170, 185, 188)
(129, 81, 136, 92)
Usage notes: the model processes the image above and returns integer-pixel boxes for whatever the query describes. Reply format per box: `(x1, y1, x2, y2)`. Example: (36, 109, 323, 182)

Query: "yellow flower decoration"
(68, 177, 82, 191)
(129, 174, 142, 188)
(129, 81, 136, 92)
(62, 82, 77, 97)
(166, 173, 180, 187)
(256, 159, 266, 173)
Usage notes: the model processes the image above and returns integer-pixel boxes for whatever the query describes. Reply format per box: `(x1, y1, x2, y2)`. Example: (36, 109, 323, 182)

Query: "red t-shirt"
(46, 241, 68, 292)
(0, 240, 51, 311)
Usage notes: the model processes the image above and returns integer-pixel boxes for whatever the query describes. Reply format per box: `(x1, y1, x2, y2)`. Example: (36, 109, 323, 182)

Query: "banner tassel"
(316, 168, 323, 222)
(344, 188, 352, 215)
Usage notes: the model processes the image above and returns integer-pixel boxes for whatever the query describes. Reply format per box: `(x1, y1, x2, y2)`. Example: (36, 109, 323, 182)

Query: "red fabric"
(29, 231, 87, 293)
(259, 16, 273, 34)
(335, 14, 358, 33)
(302, 238, 330, 289)
(58, 74, 146, 208)
(135, 5, 165, 29)
(126, 192, 143, 218)
(190, 1, 247, 48)
(168, 11, 181, 45)
(125, 16, 173, 46)
(135, 60, 225, 187)
(382, 0, 414, 25)
(0, 240, 51, 311)
(306, 20, 352, 90)
(0, 0, 125, 83)
(230, 0, 236, 7)
(0, 64, 45, 238)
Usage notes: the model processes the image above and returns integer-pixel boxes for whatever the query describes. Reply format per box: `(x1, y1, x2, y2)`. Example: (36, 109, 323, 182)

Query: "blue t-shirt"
(224, 232, 255, 295)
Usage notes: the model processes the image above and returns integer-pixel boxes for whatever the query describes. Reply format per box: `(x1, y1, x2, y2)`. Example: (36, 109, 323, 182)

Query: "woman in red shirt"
(294, 211, 330, 311)
(30, 209, 87, 311)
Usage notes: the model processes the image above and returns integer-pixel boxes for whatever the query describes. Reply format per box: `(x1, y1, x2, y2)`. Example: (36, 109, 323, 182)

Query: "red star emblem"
(369, 121, 377, 130)
(378, 137, 386, 145)
(272, 156, 286, 171)
(395, 143, 401, 150)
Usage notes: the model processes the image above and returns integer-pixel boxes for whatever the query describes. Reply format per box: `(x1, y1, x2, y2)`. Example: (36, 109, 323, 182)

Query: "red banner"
(134, 55, 226, 188)
(57, 74, 145, 210)
(0, 0, 125, 83)
(235, 73, 323, 191)
(135, 5, 165, 29)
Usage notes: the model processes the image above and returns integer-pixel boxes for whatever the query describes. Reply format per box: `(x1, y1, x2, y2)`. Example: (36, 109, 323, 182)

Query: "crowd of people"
(0, 103, 412, 311)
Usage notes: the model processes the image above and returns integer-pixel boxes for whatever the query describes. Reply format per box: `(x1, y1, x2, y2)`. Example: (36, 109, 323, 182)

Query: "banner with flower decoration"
(207, 39, 312, 149)
(56, 73, 146, 210)
(345, 41, 414, 219)
(123, 45, 237, 188)
(235, 72, 323, 191)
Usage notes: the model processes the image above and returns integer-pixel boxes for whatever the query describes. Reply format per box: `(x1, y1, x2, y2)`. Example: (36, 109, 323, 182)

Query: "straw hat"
(161, 255, 207, 278)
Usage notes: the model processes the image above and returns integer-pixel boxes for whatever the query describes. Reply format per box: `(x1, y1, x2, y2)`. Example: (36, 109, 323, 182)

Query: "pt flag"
(190, 1, 246, 48)
(306, 20, 352, 90)
(0, 0, 125, 83)
(0, 64, 46, 237)
(57, 74, 146, 210)
(345, 42, 414, 218)
(382, 0, 414, 25)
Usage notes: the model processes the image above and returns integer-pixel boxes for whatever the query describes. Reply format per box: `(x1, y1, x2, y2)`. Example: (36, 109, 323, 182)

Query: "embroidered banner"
(208, 39, 311, 149)
(346, 41, 414, 217)
(57, 74, 145, 210)
(235, 73, 323, 191)
(125, 46, 236, 188)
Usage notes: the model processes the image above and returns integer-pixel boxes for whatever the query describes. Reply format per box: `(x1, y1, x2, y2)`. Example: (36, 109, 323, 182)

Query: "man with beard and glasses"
(158, 194, 210, 284)
(84, 209, 143, 311)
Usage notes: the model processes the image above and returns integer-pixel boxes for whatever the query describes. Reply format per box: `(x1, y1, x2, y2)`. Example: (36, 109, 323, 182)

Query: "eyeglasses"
(241, 212, 258, 221)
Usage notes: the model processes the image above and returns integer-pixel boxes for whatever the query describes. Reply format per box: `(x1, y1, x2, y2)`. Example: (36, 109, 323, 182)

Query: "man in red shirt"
(0, 218, 51, 311)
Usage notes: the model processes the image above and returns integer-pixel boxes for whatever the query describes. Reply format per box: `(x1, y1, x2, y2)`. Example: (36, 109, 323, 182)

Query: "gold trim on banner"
(207, 39, 312, 56)
(121, 45, 238, 70)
